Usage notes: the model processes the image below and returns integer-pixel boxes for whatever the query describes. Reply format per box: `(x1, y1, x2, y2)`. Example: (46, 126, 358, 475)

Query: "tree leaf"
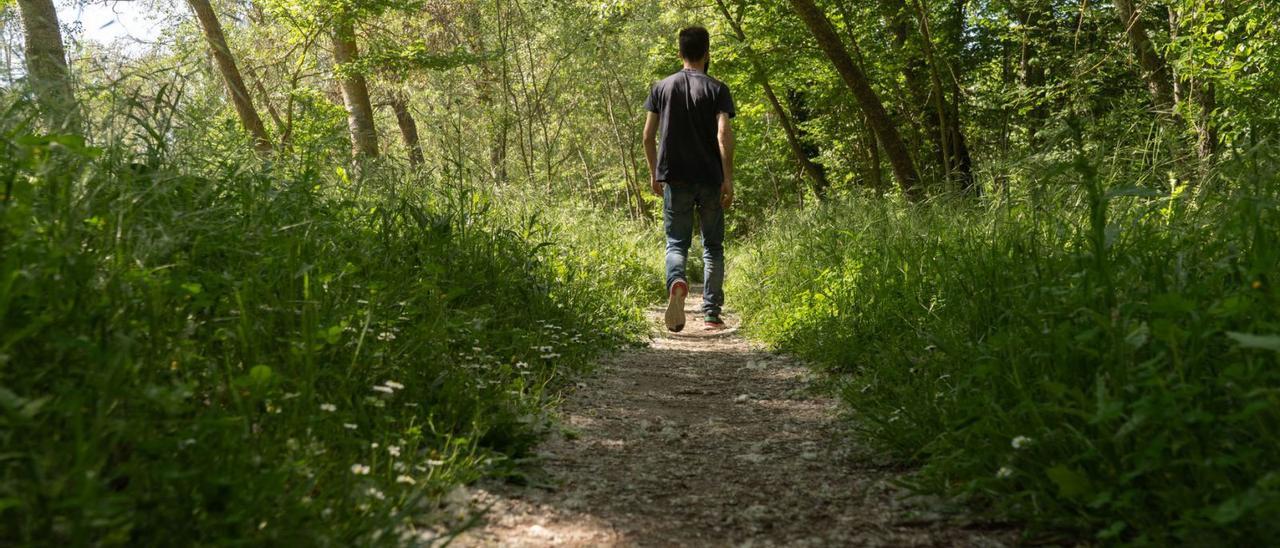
(1047, 465, 1094, 500)
(1226, 332, 1280, 352)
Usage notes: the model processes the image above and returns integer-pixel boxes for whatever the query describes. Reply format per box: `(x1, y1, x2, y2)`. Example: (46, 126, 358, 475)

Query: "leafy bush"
(0, 104, 651, 543)
(730, 151, 1280, 543)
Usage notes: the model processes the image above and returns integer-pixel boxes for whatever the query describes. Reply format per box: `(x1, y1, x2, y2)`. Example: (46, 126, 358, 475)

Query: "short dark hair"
(678, 26, 710, 61)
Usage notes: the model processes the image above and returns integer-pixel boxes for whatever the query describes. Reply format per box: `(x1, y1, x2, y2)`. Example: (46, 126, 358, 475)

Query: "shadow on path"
(453, 289, 1013, 546)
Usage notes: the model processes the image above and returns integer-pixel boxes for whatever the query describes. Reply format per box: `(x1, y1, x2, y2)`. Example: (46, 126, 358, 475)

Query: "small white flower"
(367, 487, 385, 500)
(343, 423, 358, 430)
(425, 459, 445, 466)
(351, 463, 370, 475)
(373, 385, 394, 394)
(997, 466, 1014, 479)
(515, 361, 529, 369)
(1011, 436, 1033, 450)
(320, 403, 337, 412)
(371, 442, 379, 449)
(388, 445, 401, 457)
(396, 475, 415, 485)
(384, 380, 404, 390)
(377, 331, 396, 342)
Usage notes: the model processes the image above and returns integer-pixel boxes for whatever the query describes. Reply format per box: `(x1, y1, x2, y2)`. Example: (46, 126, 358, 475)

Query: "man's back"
(644, 69, 735, 186)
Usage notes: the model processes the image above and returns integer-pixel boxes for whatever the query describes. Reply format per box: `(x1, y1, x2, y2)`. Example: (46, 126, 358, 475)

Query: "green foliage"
(731, 152, 1280, 543)
(0, 100, 650, 543)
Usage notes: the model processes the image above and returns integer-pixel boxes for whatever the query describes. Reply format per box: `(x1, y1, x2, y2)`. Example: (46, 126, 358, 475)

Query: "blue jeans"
(663, 181, 724, 316)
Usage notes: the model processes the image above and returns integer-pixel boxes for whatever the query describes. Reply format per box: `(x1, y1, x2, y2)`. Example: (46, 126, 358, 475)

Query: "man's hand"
(720, 179, 734, 209)
(651, 178, 663, 196)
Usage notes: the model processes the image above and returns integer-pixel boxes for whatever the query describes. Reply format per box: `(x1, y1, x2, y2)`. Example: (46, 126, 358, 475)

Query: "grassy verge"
(729, 153, 1280, 544)
(0, 110, 655, 543)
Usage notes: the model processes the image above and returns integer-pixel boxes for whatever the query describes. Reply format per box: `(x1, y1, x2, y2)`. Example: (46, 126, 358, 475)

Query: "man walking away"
(643, 26, 735, 333)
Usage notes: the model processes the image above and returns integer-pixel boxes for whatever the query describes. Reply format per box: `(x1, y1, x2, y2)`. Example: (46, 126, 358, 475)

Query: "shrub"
(731, 152, 1280, 544)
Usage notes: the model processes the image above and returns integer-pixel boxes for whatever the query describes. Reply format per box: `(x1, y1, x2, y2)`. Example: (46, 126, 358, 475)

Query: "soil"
(450, 288, 1015, 547)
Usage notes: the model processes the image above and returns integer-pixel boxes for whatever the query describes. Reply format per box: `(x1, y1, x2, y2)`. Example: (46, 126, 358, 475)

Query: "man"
(643, 26, 735, 333)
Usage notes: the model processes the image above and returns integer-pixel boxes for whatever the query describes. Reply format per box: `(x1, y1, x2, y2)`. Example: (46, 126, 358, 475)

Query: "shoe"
(704, 314, 725, 329)
(665, 280, 688, 332)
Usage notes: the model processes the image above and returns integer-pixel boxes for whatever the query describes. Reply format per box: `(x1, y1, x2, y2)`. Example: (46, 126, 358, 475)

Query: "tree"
(388, 96, 424, 166)
(879, 0, 974, 192)
(332, 15, 379, 158)
(16, 0, 80, 133)
(715, 0, 831, 200)
(188, 0, 273, 153)
(1114, 0, 1178, 119)
(788, 0, 921, 199)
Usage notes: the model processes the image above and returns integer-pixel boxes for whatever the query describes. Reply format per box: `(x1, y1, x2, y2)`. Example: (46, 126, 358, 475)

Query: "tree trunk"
(389, 97, 424, 167)
(1167, 7, 1217, 168)
(16, 0, 81, 133)
(1114, 0, 1176, 113)
(332, 17, 379, 158)
(714, 0, 830, 200)
(1011, 1, 1049, 146)
(863, 113, 884, 191)
(188, 0, 272, 153)
(789, 0, 921, 199)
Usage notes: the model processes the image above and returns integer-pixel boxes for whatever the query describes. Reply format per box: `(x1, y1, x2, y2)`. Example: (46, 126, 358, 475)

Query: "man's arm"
(643, 112, 661, 195)
(717, 112, 734, 208)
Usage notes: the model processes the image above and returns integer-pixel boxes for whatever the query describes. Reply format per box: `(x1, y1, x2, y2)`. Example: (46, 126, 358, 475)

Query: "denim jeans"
(663, 181, 724, 316)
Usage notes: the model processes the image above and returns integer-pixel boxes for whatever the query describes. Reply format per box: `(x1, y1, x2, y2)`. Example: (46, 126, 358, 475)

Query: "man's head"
(678, 26, 710, 67)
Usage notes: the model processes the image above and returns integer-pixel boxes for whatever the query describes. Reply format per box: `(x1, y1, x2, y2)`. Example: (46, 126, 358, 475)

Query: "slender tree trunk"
(16, 0, 81, 134)
(714, 0, 830, 200)
(243, 63, 286, 135)
(863, 113, 884, 191)
(1011, 2, 1049, 146)
(188, 0, 272, 153)
(389, 97, 424, 167)
(1114, 0, 1176, 113)
(332, 17, 379, 158)
(1167, 7, 1217, 168)
(789, 0, 921, 199)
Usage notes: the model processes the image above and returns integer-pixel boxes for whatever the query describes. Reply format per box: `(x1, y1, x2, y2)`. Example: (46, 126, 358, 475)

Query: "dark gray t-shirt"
(644, 69, 735, 185)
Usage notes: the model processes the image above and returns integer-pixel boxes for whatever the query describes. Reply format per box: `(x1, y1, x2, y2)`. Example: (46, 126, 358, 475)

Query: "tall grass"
(0, 98, 654, 543)
(730, 149, 1280, 543)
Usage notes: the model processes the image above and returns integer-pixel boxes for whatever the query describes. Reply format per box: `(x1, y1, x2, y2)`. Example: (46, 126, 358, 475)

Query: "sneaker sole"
(665, 281, 687, 332)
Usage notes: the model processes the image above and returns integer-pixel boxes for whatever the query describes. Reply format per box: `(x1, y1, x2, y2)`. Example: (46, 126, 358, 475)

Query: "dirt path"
(454, 289, 1010, 547)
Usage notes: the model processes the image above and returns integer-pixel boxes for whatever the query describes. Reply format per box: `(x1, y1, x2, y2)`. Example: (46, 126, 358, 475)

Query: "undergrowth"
(0, 102, 654, 544)
(731, 150, 1280, 544)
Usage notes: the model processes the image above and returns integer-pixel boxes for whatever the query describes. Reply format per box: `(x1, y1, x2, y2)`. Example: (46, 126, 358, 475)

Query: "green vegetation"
(0, 103, 654, 542)
(3, 0, 1279, 544)
(732, 153, 1280, 543)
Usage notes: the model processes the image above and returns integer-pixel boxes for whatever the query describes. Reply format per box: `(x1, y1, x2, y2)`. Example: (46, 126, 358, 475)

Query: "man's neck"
(682, 60, 706, 72)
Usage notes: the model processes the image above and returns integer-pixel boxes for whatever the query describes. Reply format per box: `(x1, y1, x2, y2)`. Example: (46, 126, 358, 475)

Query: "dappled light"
(1, 0, 1277, 545)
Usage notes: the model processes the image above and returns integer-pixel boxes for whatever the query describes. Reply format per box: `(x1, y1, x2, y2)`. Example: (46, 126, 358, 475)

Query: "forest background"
(1, 0, 1278, 544)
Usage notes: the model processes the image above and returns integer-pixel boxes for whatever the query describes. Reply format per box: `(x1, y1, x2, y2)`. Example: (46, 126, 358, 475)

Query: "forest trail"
(455, 288, 1010, 547)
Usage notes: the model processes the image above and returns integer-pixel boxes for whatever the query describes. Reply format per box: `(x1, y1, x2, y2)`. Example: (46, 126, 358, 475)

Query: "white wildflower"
(388, 445, 401, 457)
(1011, 436, 1033, 450)
(997, 466, 1014, 479)
(377, 331, 396, 342)
(396, 475, 415, 485)
(343, 423, 358, 430)
(320, 403, 337, 412)
(373, 385, 394, 394)
(384, 380, 404, 390)
(351, 463, 371, 475)
(371, 442, 379, 449)
(367, 487, 385, 500)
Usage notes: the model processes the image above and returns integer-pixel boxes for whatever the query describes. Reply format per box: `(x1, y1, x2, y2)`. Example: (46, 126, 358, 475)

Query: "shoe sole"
(666, 281, 687, 332)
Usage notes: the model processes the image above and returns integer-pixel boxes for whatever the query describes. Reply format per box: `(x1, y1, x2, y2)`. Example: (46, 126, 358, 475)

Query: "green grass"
(730, 150, 1280, 544)
(0, 103, 655, 543)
